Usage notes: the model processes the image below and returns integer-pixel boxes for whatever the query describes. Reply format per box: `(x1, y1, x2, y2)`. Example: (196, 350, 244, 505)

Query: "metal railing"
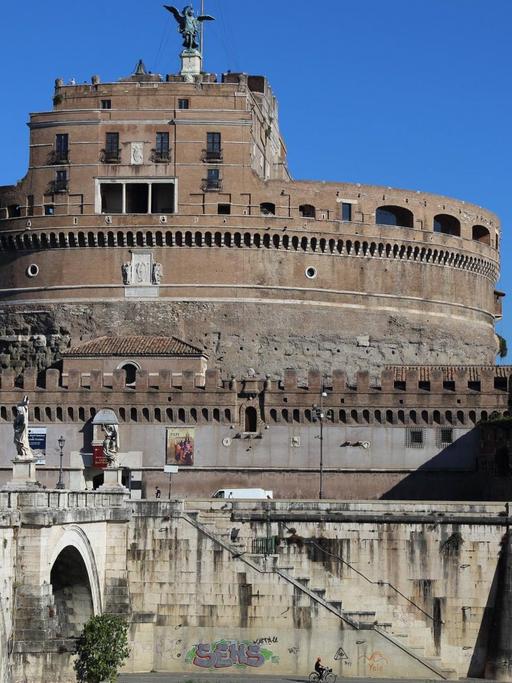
(100, 149, 121, 163)
(202, 148, 223, 162)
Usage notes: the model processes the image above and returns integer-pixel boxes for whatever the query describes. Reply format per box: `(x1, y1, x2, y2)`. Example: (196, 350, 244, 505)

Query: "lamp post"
(313, 390, 328, 499)
(56, 435, 65, 489)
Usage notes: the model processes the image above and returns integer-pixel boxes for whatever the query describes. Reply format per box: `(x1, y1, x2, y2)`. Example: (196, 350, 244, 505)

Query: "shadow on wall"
(468, 542, 501, 678)
(382, 428, 505, 500)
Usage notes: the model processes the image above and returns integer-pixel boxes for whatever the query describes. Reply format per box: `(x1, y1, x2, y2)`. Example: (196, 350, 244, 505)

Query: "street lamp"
(313, 390, 328, 499)
(56, 435, 65, 489)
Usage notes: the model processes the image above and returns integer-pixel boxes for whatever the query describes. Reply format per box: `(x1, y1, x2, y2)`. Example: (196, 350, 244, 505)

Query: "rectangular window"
(341, 202, 352, 221)
(27, 195, 34, 217)
(178, 98, 189, 109)
(438, 428, 453, 447)
(55, 169, 68, 192)
(101, 99, 112, 109)
(394, 381, 406, 391)
(443, 380, 455, 391)
(155, 132, 170, 161)
(101, 185, 123, 214)
(205, 168, 220, 190)
(55, 133, 69, 162)
(44, 204, 55, 216)
(104, 133, 120, 162)
(126, 184, 149, 214)
(151, 183, 175, 213)
(98, 180, 176, 215)
(406, 428, 424, 448)
(206, 132, 222, 160)
(468, 380, 481, 392)
(418, 381, 431, 391)
(218, 203, 231, 215)
(495, 376, 508, 391)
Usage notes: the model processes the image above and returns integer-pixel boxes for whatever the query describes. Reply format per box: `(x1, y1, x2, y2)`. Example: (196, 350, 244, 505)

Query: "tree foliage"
(74, 614, 130, 683)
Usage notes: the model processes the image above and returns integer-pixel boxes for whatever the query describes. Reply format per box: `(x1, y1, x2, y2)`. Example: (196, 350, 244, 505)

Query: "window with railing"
(203, 168, 221, 191)
(102, 133, 120, 163)
(152, 132, 170, 162)
(204, 132, 222, 161)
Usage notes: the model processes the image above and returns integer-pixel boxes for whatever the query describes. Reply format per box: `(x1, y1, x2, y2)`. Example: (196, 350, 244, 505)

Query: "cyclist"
(315, 657, 327, 680)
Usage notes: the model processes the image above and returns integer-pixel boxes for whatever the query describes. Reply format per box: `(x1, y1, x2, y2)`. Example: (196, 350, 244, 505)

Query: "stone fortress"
(0, 4, 509, 499)
(1, 5, 512, 683)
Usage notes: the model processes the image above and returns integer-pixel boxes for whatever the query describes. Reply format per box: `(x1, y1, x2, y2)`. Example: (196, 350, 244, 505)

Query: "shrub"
(74, 614, 130, 683)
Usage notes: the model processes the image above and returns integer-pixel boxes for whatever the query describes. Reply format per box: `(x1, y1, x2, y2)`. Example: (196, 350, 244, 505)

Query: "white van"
(212, 488, 273, 500)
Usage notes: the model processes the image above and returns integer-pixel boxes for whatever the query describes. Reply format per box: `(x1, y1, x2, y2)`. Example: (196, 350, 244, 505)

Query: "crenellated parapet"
(0, 365, 509, 429)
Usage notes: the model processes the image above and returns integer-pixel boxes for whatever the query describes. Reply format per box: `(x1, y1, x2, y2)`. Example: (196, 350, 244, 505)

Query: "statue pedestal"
(180, 49, 202, 82)
(2, 457, 39, 491)
(97, 467, 128, 492)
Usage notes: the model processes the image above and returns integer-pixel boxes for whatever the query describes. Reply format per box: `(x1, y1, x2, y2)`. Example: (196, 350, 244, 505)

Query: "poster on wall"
(28, 427, 46, 465)
(92, 445, 108, 469)
(166, 428, 194, 466)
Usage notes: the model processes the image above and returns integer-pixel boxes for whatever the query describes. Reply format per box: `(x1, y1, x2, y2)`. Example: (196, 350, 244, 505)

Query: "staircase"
(181, 508, 452, 679)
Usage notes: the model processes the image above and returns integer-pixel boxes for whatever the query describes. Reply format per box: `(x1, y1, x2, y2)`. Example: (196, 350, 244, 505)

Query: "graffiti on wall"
(359, 650, 389, 673)
(186, 640, 279, 669)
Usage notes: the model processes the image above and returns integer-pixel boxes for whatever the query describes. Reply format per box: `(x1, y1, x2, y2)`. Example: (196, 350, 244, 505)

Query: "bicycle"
(309, 668, 337, 683)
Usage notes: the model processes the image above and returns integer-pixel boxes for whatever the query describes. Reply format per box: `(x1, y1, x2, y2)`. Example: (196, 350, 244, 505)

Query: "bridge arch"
(48, 526, 102, 636)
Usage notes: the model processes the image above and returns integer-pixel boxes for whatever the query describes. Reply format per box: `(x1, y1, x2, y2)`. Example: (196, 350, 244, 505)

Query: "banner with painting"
(166, 428, 194, 466)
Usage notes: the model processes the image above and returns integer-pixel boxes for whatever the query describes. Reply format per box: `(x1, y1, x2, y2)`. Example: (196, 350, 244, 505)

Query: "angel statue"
(164, 5, 215, 51)
(13, 395, 33, 460)
(102, 423, 119, 467)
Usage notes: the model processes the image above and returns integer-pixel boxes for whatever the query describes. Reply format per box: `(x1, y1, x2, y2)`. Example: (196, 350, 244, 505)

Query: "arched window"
(118, 362, 139, 387)
(375, 206, 414, 228)
(299, 204, 316, 219)
(434, 214, 461, 237)
(244, 406, 258, 432)
(472, 225, 490, 245)
(260, 202, 275, 216)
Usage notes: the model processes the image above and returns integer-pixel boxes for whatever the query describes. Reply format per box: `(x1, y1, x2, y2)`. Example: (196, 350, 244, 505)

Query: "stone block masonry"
(0, 494, 510, 682)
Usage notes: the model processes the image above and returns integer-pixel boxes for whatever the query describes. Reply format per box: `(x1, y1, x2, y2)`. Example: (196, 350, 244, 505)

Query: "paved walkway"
(119, 675, 494, 683)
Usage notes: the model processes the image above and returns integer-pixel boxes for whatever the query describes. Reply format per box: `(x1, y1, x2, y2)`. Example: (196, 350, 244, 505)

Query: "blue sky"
(0, 0, 510, 358)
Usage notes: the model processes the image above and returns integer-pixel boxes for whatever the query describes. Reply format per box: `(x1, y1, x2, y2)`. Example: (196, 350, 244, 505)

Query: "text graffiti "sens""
(193, 642, 265, 668)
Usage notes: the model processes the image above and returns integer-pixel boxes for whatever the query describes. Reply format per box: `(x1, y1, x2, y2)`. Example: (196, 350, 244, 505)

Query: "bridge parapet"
(0, 489, 129, 511)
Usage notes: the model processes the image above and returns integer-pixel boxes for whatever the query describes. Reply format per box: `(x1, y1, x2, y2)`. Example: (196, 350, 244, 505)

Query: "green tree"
(74, 614, 130, 683)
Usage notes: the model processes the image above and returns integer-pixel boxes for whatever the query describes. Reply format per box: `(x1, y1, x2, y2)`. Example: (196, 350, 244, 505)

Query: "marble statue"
(152, 262, 163, 285)
(164, 4, 215, 51)
(102, 423, 119, 467)
(13, 395, 33, 460)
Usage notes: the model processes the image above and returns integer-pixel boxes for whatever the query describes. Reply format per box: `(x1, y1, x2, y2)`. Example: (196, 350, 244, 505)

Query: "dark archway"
(50, 546, 94, 638)
(376, 205, 414, 228)
(434, 214, 461, 237)
(299, 204, 316, 219)
(472, 225, 491, 245)
(244, 406, 258, 433)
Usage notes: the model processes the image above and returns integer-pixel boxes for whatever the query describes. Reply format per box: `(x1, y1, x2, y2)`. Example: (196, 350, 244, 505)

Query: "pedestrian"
(155, 486, 161, 499)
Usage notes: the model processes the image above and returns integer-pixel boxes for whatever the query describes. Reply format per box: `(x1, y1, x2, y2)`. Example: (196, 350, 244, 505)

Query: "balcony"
(202, 148, 223, 163)
(48, 150, 69, 165)
(100, 149, 121, 164)
(151, 149, 171, 163)
(202, 178, 222, 192)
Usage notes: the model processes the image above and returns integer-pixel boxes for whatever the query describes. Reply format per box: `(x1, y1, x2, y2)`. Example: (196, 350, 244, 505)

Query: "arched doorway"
(50, 546, 94, 637)
(244, 406, 258, 433)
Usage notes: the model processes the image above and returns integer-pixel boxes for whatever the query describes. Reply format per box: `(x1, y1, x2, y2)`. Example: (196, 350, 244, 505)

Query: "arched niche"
(376, 205, 414, 228)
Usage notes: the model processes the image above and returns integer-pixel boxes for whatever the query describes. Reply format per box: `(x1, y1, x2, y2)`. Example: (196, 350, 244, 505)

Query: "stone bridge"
(1, 492, 512, 683)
